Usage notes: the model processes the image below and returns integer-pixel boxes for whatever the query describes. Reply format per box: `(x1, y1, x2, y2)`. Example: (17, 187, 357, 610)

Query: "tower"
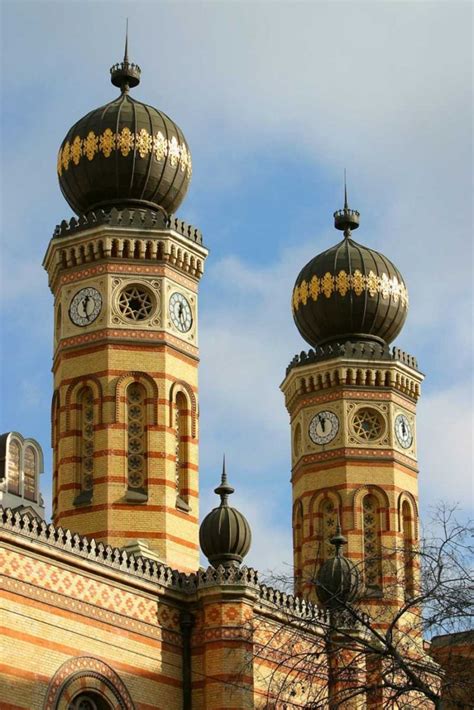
(281, 188, 423, 610)
(43, 39, 208, 572)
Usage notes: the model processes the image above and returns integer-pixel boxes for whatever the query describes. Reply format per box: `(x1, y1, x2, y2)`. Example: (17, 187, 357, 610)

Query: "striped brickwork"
(0, 510, 327, 710)
(44, 224, 208, 572)
(1, 531, 184, 709)
(281, 355, 424, 611)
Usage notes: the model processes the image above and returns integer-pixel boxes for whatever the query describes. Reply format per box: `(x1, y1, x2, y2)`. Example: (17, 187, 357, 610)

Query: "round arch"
(352, 485, 390, 532)
(43, 657, 135, 710)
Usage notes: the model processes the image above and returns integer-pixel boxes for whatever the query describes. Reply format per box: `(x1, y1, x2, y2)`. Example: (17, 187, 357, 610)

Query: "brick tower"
(281, 190, 423, 611)
(43, 42, 207, 572)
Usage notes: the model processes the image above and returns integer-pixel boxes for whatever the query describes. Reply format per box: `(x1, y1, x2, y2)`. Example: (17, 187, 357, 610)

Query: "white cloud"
(1, 2, 472, 569)
(417, 385, 474, 513)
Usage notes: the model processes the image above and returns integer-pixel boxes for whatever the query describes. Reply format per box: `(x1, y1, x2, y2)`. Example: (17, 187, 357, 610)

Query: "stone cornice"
(286, 342, 419, 376)
(43, 211, 208, 291)
(0, 507, 331, 624)
(282, 347, 424, 409)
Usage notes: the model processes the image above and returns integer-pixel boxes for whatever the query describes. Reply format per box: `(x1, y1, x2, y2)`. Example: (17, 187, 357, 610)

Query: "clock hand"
(82, 295, 91, 320)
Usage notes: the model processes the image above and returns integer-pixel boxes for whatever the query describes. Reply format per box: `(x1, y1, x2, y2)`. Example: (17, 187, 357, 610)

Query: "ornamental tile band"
(292, 269, 408, 311)
(57, 128, 192, 178)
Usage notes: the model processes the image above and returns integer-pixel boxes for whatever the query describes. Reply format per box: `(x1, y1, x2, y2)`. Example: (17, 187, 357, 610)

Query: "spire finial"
(110, 20, 141, 93)
(333, 171, 360, 236)
(214, 455, 234, 505)
(124, 19, 129, 63)
(330, 512, 347, 557)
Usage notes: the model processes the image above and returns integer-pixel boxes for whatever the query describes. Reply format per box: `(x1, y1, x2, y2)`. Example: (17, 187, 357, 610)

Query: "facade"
(0, 41, 470, 710)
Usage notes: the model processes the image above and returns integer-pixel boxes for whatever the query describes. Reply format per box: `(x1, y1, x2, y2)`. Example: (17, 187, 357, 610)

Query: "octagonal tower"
(281, 189, 423, 613)
(43, 39, 208, 572)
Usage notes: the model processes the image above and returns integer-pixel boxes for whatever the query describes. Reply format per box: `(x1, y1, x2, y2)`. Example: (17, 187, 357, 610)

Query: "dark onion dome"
(199, 460, 252, 569)
(57, 38, 191, 217)
(292, 189, 408, 348)
(315, 524, 361, 609)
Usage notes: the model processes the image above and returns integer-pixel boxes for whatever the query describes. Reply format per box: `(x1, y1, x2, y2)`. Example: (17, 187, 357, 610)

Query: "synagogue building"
(1, 40, 469, 710)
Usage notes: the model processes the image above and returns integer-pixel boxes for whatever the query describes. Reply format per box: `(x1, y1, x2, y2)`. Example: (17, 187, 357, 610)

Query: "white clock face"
(395, 413, 413, 449)
(309, 410, 339, 445)
(69, 287, 102, 327)
(169, 292, 193, 333)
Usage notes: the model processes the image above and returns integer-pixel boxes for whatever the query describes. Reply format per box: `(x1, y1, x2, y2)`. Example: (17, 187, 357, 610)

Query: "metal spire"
(124, 19, 129, 63)
(214, 455, 234, 505)
(110, 19, 141, 92)
(330, 513, 347, 557)
(333, 170, 360, 236)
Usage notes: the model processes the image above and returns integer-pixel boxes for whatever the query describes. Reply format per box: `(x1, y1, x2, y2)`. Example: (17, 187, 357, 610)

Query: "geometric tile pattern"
(1, 549, 156, 624)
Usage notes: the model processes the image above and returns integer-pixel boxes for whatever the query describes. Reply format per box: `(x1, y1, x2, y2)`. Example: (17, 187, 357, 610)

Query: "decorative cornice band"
(292, 270, 408, 311)
(52, 208, 204, 246)
(286, 343, 419, 375)
(0, 507, 339, 623)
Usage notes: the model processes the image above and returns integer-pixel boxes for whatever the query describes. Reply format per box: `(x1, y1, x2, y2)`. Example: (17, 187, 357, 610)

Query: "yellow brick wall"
(282, 361, 422, 612)
(0, 544, 184, 709)
(47, 234, 205, 573)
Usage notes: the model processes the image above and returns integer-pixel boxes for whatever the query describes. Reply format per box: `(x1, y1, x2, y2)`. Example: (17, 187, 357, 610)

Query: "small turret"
(199, 458, 252, 569)
(315, 520, 361, 609)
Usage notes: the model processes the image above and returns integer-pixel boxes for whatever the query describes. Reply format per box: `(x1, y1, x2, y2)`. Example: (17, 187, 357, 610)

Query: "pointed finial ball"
(315, 526, 361, 609)
(199, 463, 251, 569)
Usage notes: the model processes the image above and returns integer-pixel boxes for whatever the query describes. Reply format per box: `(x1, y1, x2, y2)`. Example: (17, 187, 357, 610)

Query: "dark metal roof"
(199, 461, 252, 569)
(57, 49, 191, 217)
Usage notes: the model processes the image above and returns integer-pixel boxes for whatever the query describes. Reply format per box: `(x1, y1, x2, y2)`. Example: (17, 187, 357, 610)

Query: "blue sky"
(1, 1, 472, 573)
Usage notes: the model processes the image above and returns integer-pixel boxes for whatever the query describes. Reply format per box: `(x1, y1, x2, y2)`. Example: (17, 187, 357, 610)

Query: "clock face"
(69, 287, 102, 327)
(169, 292, 193, 333)
(309, 410, 339, 445)
(395, 413, 413, 449)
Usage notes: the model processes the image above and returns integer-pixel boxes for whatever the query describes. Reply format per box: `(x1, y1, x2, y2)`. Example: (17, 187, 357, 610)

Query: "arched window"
(68, 692, 112, 709)
(126, 382, 147, 493)
(23, 445, 37, 501)
(7, 439, 20, 495)
(55, 303, 62, 343)
(402, 500, 415, 598)
(293, 422, 302, 459)
(293, 502, 304, 594)
(320, 499, 338, 562)
(363, 494, 382, 592)
(79, 387, 94, 496)
(175, 391, 189, 510)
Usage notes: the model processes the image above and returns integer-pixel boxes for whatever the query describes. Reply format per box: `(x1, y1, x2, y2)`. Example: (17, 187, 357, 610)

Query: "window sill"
(125, 488, 148, 503)
(176, 495, 191, 513)
(73, 490, 93, 506)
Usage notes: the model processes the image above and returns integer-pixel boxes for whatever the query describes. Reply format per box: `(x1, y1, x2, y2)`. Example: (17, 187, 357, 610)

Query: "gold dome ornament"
(57, 28, 192, 218)
(292, 178, 408, 348)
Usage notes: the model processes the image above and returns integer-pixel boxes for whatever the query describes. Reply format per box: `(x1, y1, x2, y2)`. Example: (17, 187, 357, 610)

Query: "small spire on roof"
(334, 170, 360, 237)
(124, 19, 129, 63)
(330, 513, 347, 557)
(214, 455, 234, 505)
(110, 19, 141, 93)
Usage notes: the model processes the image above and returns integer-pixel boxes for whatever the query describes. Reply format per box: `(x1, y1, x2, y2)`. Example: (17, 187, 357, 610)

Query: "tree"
(249, 504, 474, 709)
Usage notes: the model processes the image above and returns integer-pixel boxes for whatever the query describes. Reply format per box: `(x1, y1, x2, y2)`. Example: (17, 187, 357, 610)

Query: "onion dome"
(315, 523, 361, 609)
(57, 34, 192, 217)
(199, 459, 252, 569)
(292, 184, 408, 348)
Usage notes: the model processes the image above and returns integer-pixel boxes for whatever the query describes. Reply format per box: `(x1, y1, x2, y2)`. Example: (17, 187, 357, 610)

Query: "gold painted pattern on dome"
(57, 127, 192, 178)
(292, 269, 408, 311)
